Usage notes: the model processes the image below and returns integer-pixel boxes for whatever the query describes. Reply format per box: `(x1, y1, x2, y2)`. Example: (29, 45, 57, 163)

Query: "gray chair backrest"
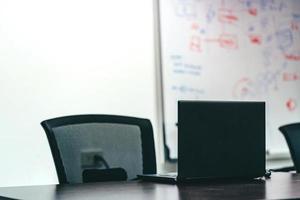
(41, 115, 156, 184)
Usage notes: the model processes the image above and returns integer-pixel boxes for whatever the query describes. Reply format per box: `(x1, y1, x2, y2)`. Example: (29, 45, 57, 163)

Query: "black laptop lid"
(178, 101, 265, 179)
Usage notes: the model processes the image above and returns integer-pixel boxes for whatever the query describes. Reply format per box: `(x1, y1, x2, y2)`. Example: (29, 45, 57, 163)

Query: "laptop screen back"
(178, 101, 265, 179)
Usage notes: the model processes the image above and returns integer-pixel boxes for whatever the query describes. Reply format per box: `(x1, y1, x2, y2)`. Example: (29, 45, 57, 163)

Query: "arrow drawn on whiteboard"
(232, 77, 256, 99)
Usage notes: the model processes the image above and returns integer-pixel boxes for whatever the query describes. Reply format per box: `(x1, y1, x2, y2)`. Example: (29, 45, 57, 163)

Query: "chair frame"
(279, 123, 300, 173)
(41, 114, 157, 184)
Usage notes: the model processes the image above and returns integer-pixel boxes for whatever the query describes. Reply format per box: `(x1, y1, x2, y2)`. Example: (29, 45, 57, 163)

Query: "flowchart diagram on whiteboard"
(159, 0, 300, 159)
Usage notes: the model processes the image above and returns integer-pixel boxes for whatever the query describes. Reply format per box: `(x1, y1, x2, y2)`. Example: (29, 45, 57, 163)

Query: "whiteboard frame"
(155, 0, 178, 162)
(157, 0, 300, 161)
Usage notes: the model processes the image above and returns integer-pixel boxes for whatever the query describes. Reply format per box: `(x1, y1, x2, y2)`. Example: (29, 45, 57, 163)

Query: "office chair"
(276, 123, 300, 173)
(41, 114, 156, 184)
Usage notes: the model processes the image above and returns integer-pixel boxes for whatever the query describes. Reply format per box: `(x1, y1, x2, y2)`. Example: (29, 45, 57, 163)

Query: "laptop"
(138, 100, 266, 182)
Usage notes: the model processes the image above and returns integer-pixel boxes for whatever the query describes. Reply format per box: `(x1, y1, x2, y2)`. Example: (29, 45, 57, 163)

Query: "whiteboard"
(159, 0, 300, 159)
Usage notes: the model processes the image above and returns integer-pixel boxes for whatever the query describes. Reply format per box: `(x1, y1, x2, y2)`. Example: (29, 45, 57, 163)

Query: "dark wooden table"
(0, 172, 300, 200)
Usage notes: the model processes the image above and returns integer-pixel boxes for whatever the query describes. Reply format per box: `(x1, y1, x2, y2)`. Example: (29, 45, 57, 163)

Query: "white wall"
(0, 0, 162, 186)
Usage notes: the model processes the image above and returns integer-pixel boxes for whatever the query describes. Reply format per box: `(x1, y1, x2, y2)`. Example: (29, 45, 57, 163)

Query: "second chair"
(279, 122, 300, 173)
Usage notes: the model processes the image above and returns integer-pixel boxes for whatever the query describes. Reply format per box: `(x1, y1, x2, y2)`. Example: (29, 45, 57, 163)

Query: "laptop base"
(138, 173, 266, 184)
